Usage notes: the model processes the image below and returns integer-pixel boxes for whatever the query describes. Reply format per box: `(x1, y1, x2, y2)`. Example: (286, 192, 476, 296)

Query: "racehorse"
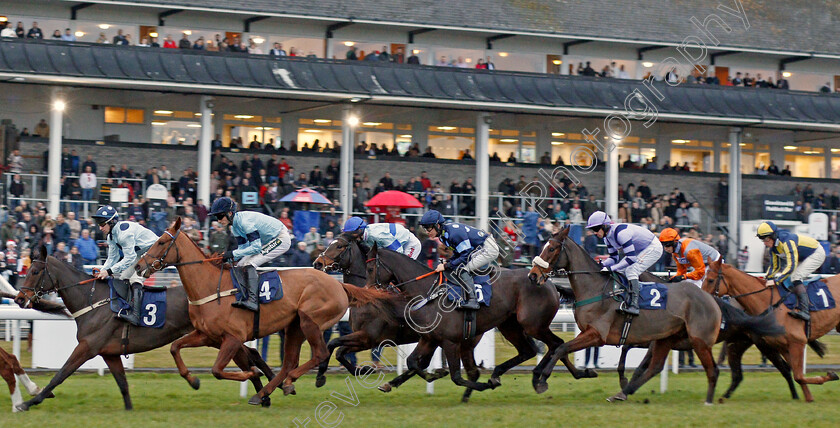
(136, 217, 392, 405)
(528, 228, 784, 404)
(703, 258, 840, 402)
(364, 244, 597, 396)
(13, 243, 274, 411)
(313, 236, 480, 402)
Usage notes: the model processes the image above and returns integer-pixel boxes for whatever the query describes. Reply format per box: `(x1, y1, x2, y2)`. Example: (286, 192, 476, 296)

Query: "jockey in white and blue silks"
(586, 211, 663, 316)
(92, 205, 159, 325)
(209, 197, 291, 312)
(342, 217, 422, 259)
(419, 210, 499, 310)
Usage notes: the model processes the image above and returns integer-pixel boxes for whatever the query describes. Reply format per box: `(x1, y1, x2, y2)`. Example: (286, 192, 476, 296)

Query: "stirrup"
(788, 310, 810, 321)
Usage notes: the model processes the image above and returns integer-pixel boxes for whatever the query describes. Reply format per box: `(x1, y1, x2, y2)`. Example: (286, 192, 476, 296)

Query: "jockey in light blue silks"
(418, 210, 499, 310)
(341, 217, 422, 259)
(209, 197, 291, 312)
(586, 211, 663, 316)
(92, 205, 159, 325)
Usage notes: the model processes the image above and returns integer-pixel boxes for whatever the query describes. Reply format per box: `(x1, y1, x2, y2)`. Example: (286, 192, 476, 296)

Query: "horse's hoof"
(46, 391, 55, 399)
(248, 394, 263, 406)
(282, 384, 296, 396)
(488, 377, 501, 389)
(461, 395, 470, 404)
(827, 371, 839, 381)
(261, 396, 271, 408)
(315, 375, 326, 388)
(718, 397, 726, 404)
(585, 369, 598, 378)
(606, 392, 627, 402)
(534, 381, 548, 394)
(15, 402, 29, 412)
(378, 383, 392, 393)
(704, 401, 714, 406)
(189, 377, 201, 390)
(433, 368, 449, 377)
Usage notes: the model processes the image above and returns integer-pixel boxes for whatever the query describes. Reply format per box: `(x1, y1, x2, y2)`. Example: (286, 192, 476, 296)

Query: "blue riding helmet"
(209, 197, 238, 216)
(419, 210, 446, 226)
(343, 216, 367, 233)
(91, 205, 119, 225)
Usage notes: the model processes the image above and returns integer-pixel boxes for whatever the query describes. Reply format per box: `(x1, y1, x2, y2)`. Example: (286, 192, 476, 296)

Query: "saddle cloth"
(108, 280, 167, 328)
(614, 273, 668, 310)
(230, 270, 284, 304)
(778, 277, 835, 311)
(444, 273, 492, 307)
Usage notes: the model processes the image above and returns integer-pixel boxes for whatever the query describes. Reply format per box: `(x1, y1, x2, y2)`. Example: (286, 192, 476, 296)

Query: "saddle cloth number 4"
(260, 280, 271, 301)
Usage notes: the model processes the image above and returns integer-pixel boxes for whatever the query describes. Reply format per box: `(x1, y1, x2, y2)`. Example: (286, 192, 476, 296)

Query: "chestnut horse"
(529, 228, 784, 404)
(702, 259, 840, 402)
(136, 217, 392, 405)
(14, 244, 274, 411)
(1, 347, 49, 412)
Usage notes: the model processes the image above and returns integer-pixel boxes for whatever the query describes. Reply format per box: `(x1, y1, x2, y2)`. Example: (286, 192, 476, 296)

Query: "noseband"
(317, 235, 351, 272)
(146, 229, 182, 271)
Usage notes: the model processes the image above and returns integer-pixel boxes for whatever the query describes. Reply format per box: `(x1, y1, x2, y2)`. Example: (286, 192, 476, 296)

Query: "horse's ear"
(173, 217, 182, 231)
(36, 243, 47, 261)
(367, 243, 379, 257)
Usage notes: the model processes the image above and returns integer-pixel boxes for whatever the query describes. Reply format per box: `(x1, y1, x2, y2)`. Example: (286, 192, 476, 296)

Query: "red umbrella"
(364, 190, 424, 208)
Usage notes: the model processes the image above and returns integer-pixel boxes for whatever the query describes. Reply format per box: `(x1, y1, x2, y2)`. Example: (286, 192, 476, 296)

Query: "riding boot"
(232, 265, 260, 312)
(789, 281, 811, 322)
(618, 279, 641, 316)
(116, 282, 143, 325)
(456, 270, 480, 310)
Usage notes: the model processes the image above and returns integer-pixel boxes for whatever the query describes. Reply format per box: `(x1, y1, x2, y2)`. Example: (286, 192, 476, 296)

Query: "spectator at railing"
(74, 229, 97, 265)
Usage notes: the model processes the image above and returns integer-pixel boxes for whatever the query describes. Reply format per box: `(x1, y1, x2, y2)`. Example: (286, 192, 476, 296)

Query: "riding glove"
(222, 250, 235, 262)
(669, 275, 685, 283)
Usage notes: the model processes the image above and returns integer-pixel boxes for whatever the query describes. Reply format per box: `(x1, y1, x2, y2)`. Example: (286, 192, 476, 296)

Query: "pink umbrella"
(365, 190, 424, 208)
(280, 187, 331, 204)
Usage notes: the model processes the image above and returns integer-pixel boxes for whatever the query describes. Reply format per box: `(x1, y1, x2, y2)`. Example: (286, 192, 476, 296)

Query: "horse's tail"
(808, 340, 828, 358)
(341, 283, 393, 306)
(714, 296, 785, 337)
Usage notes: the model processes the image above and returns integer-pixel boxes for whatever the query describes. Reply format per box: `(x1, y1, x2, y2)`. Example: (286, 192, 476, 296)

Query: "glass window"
(785, 155, 825, 178)
(151, 121, 199, 145)
(671, 148, 712, 172)
(297, 129, 340, 151)
(832, 156, 840, 179)
(105, 107, 144, 124)
(428, 135, 474, 160)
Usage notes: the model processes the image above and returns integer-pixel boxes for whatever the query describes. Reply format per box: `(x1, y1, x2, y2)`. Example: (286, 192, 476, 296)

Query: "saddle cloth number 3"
(143, 303, 157, 326)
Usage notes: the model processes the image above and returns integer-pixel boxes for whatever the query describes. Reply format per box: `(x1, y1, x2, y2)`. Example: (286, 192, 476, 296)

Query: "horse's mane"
(561, 231, 600, 270)
(379, 247, 433, 273)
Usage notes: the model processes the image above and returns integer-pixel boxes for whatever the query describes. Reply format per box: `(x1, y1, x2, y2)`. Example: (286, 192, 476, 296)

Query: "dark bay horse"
(703, 259, 840, 402)
(529, 228, 784, 404)
(313, 236, 479, 402)
(365, 244, 596, 396)
(13, 244, 274, 411)
(136, 218, 392, 405)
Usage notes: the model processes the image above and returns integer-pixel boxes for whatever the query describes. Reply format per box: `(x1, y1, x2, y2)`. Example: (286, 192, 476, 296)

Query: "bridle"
(367, 252, 437, 294)
(146, 229, 182, 272)
(707, 265, 777, 307)
(317, 235, 351, 272)
(19, 259, 98, 309)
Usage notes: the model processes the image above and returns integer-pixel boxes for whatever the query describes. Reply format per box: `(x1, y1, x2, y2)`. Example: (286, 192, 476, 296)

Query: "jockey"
(658, 228, 721, 287)
(586, 211, 662, 316)
(92, 205, 159, 325)
(757, 221, 825, 321)
(342, 216, 422, 259)
(209, 197, 291, 312)
(418, 210, 499, 310)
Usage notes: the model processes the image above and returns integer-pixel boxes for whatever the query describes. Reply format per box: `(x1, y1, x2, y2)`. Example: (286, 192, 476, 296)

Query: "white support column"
(340, 105, 357, 223)
(476, 113, 490, 231)
(605, 140, 619, 220)
(48, 95, 65, 216)
(281, 114, 299, 151)
(728, 128, 742, 262)
(197, 96, 213, 205)
(325, 38, 334, 60)
(535, 128, 552, 163)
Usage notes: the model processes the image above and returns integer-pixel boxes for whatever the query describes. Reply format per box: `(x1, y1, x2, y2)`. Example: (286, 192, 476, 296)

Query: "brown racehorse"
(136, 217, 392, 405)
(14, 244, 275, 411)
(529, 228, 785, 404)
(702, 259, 840, 402)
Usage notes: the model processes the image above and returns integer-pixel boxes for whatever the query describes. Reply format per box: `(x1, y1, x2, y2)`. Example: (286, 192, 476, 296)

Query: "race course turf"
(2, 370, 839, 427)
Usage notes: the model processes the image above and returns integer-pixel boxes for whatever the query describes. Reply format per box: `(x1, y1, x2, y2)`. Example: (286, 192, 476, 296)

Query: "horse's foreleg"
(17, 340, 97, 411)
(209, 335, 253, 382)
(625, 349, 653, 390)
(491, 320, 537, 390)
(232, 346, 269, 408)
(538, 327, 604, 386)
(754, 341, 797, 400)
(441, 341, 491, 392)
(380, 338, 437, 392)
(102, 355, 133, 411)
(244, 345, 276, 380)
(170, 330, 212, 390)
(250, 323, 305, 405)
(610, 338, 674, 402)
(280, 312, 330, 395)
(720, 339, 751, 400)
(460, 343, 480, 403)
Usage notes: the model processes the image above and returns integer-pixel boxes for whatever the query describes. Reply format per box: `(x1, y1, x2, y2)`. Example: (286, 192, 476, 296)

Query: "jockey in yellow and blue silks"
(92, 205, 159, 325)
(757, 221, 825, 321)
(342, 217, 422, 259)
(419, 210, 499, 310)
(210, 197, 291, 312)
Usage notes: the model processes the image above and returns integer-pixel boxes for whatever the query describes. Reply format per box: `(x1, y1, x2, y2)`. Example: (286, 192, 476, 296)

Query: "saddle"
(108, 278, 165, 302)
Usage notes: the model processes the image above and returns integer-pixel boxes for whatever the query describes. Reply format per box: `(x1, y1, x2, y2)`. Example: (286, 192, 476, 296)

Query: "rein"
(709, 266, 786, 309)
(21, 259, 110, 318)
(533, 236, 617, 308)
